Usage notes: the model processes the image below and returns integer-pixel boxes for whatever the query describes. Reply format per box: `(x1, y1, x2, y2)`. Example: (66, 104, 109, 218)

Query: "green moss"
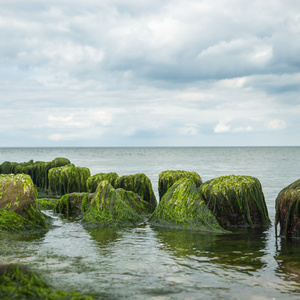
(86, 172, 119, 193)
(114, 173, 157, 209)
(200, 175, 271, 228)
(149, 178, 227, 233)
(275, 179, 300, 238)
(48, 165, 91, 196)
(158, 170, 202, 200)
(82, 181, 152, 227)
(0, 264, 93, 300)
(36, 198, 60, 210)
(0, 205, 48, 233)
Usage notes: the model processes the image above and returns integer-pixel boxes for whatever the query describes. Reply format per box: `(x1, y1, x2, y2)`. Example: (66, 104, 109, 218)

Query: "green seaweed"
(275, 178, 300, 238)
(200, 175, 271, 228)
(0, 264, 93, 299)
(48, 165, 91, 196)
(114, 173, 157, 209)
(82, 181, 152, 227)
(36, 198, 60, 210)
(149, 178, 227, 233)
(158, 170, 202, 200)
(86, 172, 119, 193)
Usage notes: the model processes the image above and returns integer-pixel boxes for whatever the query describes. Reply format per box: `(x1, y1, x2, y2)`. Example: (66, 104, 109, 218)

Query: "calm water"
(0, 147, 300, 299)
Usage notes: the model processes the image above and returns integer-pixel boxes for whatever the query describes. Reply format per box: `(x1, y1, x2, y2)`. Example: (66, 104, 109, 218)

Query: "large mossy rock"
(82, 181, 153, 227)
(149, 178, 227, 233)
(158, 170, 202, 200)
(0, 264, 93, 299)
(275, 179, 300, 238)
(55, 192, 94, 217)
(86, 172, 119, 193)
(0, 174, 48, 232)
(0, 157, 70, 191)
(48, 164, 91, 196)
(114, 173, 157, 209)
(200, 175, 271, 228)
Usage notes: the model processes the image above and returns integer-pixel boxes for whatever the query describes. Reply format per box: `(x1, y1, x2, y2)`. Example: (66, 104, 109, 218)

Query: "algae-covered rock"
(48, 164, 91, 196)
(114, 173, 157, 209)
(56, 192, 94, 217)
(0, 174, 48, 232)
(158, 170, 202, 200)
(82, 181, 153, 227)
(86, 172, 119, 193)
(0, 264, 93, 299)
(275, 179, 300, 238)
(200, 175, 271, 228)
(0, 157, 70, 191)
(36, 198, 60, 210)
(149, 178, 227, 233)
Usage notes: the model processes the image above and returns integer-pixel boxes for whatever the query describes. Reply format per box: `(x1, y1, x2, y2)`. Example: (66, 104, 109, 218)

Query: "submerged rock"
(275, 179, 300, 238)
(158, 170, 202, 200)
(48, 164, 91, 196)
(0, 264, 93, 299)
(0, 174, 48, 232)
(82, 181, 153, 227)
(200, 175, 271, 228)
(86, 172, 119, 193)
(114, 173, 157, 209)
(149, 178, 227, 233)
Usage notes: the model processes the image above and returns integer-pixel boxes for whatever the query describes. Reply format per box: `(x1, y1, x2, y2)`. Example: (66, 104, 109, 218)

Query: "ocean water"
(0, 147, 300, 299)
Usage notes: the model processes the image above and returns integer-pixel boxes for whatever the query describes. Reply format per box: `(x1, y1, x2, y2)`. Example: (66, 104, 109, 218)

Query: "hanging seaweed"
(86, 172, 119, 192)
(275, 178, 300, 238)
(114, 173, 157, 209)
(149, 178, 227, 233)
(158, 170, 202, 200)
(200, 175, 271, 228)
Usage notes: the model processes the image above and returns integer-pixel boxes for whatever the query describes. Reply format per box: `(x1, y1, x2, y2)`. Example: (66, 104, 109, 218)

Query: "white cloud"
(214, 120, 231, 133)
(267, 119, 286, 130)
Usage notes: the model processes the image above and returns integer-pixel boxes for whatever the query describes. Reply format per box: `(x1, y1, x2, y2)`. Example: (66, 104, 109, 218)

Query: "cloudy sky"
(0, 0, 299, 147)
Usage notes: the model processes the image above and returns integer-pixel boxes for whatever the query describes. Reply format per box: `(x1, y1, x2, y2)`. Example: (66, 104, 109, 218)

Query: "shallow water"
(1, 147, 300, 299)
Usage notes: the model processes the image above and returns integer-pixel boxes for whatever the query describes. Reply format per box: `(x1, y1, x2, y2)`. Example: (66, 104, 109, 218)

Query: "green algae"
(36, 198, 60, 210)
(82, 181, 152, 227)
(86, 172, 119, 193)
(0, 158, 70, 191)
(0, 264, 93, 300)
(200, 175, 271, 228)
(48, 165, 91, 196)
(158, 170, 202, 200)
(114, 173, 157, 209)
(275, 179, 300, 238)
(149, 178, 227, 233)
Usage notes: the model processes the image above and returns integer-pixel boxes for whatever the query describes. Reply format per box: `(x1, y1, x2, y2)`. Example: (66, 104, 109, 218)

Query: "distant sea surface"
(1, 147, 300, 299)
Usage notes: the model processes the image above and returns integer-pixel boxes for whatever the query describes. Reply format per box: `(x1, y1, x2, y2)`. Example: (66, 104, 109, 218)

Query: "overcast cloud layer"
(1, 0, 299, 147)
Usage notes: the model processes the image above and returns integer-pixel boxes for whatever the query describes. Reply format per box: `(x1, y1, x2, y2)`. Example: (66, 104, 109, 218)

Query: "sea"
(0, 147, 300, 299)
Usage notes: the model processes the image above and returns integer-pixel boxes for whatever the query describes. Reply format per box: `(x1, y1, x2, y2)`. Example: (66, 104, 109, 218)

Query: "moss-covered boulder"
(55, 192, 94, 217)
(114, 173, 157, 209)
(48, 164, 91, 196)
(0, 174, 48, 232)
(200, 175, 271, 228)
(0, 264, 93, 299)
(158, 170, 202, 200)
(0, 157, 70, 191)
(86, 172, 119, 193)
(149, 178, 227, 233)
(275, 179, 300, 238)
(82, 181, 153, 227)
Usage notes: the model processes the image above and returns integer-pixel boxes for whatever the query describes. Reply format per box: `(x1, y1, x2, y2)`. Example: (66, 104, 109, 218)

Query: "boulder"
(200, 175, 271, 228)
(82, 181, 153, 227)
(149, 178, 227, 233)
(114, 173, 157, 209)
(158, 170, 202, 200)
(48, 164, 91, 196)
(0, 174, 48, 232)
(275, 179, 300, 238)
(86, 172, 119, 193)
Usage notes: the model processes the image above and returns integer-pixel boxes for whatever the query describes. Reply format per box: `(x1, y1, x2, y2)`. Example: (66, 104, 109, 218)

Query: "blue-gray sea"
(0, 147, 300, 299)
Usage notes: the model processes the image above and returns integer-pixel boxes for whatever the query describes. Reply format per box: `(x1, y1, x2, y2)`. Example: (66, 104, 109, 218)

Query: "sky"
(0, 0, 299, 147)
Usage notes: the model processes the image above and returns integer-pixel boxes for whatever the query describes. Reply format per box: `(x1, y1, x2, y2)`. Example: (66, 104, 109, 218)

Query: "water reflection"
(152, 226, 269, 274)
